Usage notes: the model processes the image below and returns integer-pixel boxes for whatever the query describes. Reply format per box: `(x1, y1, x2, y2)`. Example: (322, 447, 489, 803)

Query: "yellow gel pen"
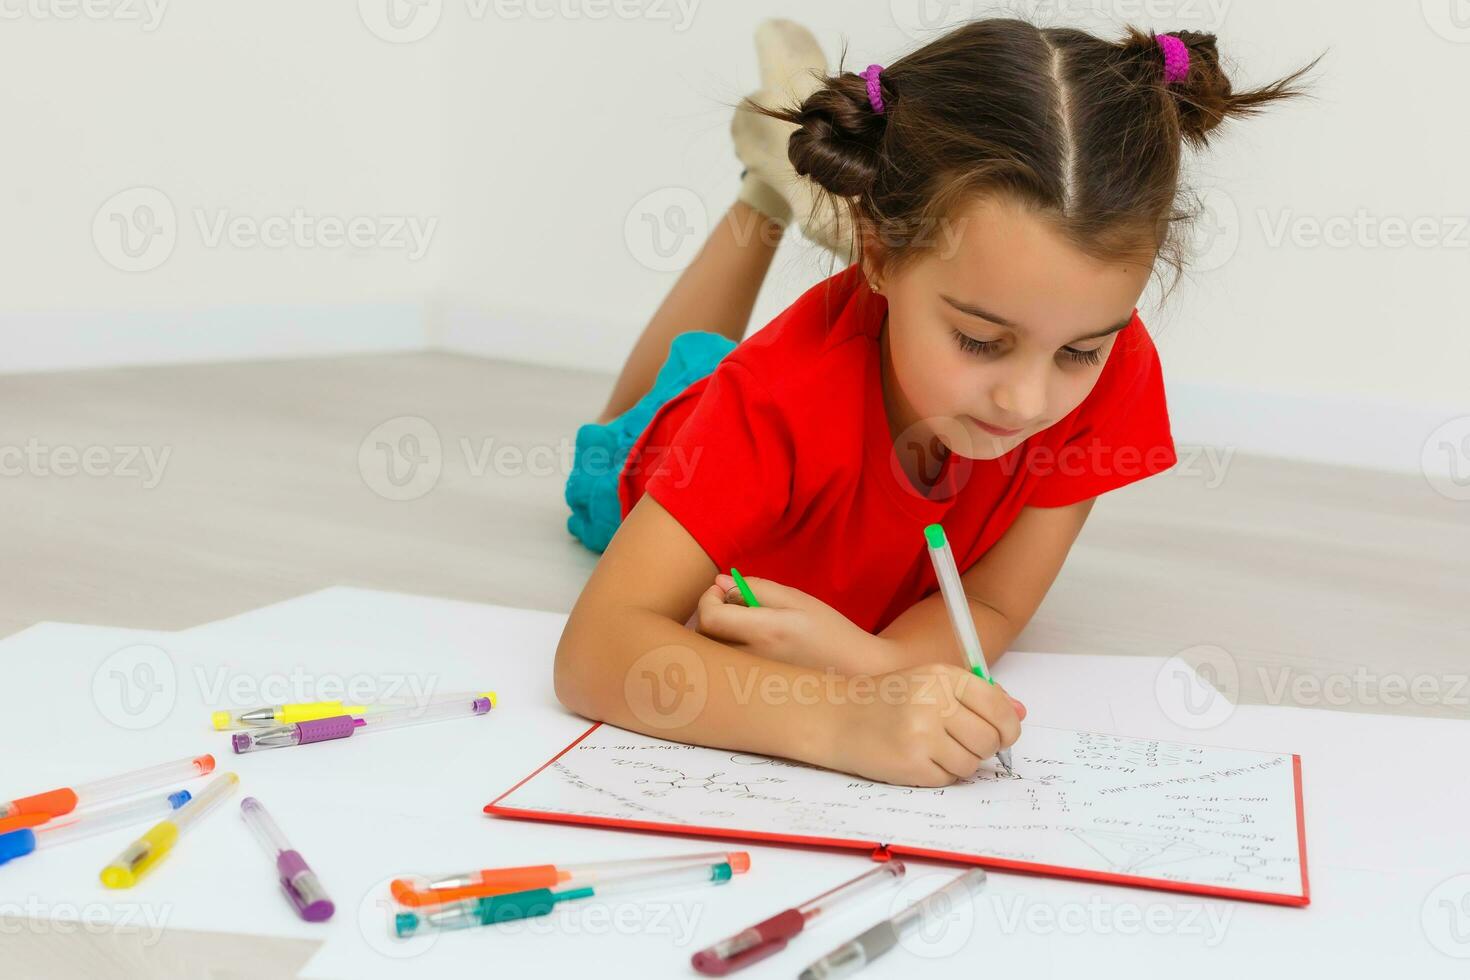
(100, 772, 239, 888)
(211, 691, 499, 730)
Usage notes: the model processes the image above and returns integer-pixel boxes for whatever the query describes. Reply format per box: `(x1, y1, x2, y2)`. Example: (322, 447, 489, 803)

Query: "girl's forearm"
(872, 592, 1019, 674)
(554, 605, 848, 766)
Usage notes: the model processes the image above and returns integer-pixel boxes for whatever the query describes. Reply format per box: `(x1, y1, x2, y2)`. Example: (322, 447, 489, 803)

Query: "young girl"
(555, 18, 1315, 787)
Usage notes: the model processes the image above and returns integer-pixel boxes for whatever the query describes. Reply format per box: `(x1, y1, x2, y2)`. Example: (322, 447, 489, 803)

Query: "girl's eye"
(953, 328, 1105, 368)
(951, 328, 1000, 356)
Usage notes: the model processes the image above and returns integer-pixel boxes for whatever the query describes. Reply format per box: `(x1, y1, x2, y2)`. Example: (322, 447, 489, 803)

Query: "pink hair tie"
(862, 64, 886, 114)
(1156, 34, 1189, 85)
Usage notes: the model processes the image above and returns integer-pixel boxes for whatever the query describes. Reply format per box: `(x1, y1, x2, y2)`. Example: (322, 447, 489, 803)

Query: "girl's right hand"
(822, 664, 1024, 787)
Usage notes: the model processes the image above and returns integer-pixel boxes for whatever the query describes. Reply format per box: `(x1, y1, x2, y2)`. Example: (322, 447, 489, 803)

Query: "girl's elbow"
(553, 628, 604, 719)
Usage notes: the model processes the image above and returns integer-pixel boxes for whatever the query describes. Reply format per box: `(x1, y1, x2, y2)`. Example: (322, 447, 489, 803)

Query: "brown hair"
(744, 19, 1322, 294)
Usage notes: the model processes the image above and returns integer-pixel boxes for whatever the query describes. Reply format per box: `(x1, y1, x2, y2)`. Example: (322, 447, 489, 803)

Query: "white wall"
(1, 1, 1464, 476)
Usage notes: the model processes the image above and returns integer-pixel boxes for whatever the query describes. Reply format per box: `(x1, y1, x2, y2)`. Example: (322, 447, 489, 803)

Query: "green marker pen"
(729, 567, 760, 608)
(923, 523, 1014, 775)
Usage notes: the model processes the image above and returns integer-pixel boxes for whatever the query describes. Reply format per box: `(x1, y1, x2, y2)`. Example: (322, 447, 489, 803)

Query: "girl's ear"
(857, 219, 888, 291)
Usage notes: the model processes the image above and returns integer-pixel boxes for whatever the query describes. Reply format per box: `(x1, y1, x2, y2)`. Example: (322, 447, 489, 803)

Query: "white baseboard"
(439, 305, 1464, 480)
(4, 302, 1460, 481)
(1166, 382, 1464, 478)
(0, 303, 426, 375)
(436, 305, 628, 376)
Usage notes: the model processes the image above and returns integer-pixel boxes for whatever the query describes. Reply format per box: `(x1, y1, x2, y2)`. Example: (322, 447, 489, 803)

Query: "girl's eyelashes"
(1062, 345, 1104, 366)
(951, 328, 1001, 356)
(950, 328, 1106, 367)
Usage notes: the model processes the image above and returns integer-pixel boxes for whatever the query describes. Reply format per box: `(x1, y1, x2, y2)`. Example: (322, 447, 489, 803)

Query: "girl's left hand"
(693, 573, 888, 675)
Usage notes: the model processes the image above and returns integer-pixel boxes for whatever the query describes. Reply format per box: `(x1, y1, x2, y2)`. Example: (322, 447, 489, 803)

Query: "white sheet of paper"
(6, 590, 1468, 979)
(491, 722, 1306, 904)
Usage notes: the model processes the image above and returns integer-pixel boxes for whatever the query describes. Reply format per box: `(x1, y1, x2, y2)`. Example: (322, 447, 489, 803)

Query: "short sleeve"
(1026, 321, 1178, 508)
(640, 361, 795, 569)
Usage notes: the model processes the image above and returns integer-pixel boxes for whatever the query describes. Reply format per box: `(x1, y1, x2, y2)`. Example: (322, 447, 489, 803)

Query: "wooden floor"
(2, 350, 1466, 725)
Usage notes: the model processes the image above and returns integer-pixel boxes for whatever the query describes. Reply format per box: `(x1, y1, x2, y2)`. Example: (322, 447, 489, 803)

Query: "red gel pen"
(691, 861, 906, 976)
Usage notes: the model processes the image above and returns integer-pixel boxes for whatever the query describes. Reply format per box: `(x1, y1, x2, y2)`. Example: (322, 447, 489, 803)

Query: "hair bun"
(1135, 29, 1312, 149)
(1162, 31, 1232, 146)
(784, 70, 889, 198)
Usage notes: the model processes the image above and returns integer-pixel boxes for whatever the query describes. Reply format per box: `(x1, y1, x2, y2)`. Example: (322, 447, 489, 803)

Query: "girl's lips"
(968, 416, 1025, 438)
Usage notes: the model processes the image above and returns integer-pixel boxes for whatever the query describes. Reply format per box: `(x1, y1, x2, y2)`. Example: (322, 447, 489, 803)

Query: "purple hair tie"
(862, 63, 886, 114)
(1156, 34, 1189, 85)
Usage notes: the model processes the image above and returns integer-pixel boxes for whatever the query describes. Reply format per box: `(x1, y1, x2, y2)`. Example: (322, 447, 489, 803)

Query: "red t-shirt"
(619, 263, 1176, 634)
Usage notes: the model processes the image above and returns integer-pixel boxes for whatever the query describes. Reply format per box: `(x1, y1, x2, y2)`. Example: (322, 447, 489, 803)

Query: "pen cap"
(279, 850, 335, 922)
(691, 913, 802, 976)
(0, 829, 38, 865)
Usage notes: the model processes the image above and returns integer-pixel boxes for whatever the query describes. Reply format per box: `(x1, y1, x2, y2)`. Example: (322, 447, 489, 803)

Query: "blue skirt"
(565, 330, 737, 553)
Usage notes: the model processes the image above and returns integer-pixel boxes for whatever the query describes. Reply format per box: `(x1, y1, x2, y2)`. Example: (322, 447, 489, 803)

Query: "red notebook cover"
(486, 722, 1310, 908)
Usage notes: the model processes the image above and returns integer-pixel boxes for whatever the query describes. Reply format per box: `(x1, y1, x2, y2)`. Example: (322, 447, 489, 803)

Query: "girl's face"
(868, 195, 1155, 462)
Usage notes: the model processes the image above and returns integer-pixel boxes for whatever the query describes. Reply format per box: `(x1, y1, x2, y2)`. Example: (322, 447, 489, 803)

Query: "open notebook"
(486, 722, 1309, 907)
